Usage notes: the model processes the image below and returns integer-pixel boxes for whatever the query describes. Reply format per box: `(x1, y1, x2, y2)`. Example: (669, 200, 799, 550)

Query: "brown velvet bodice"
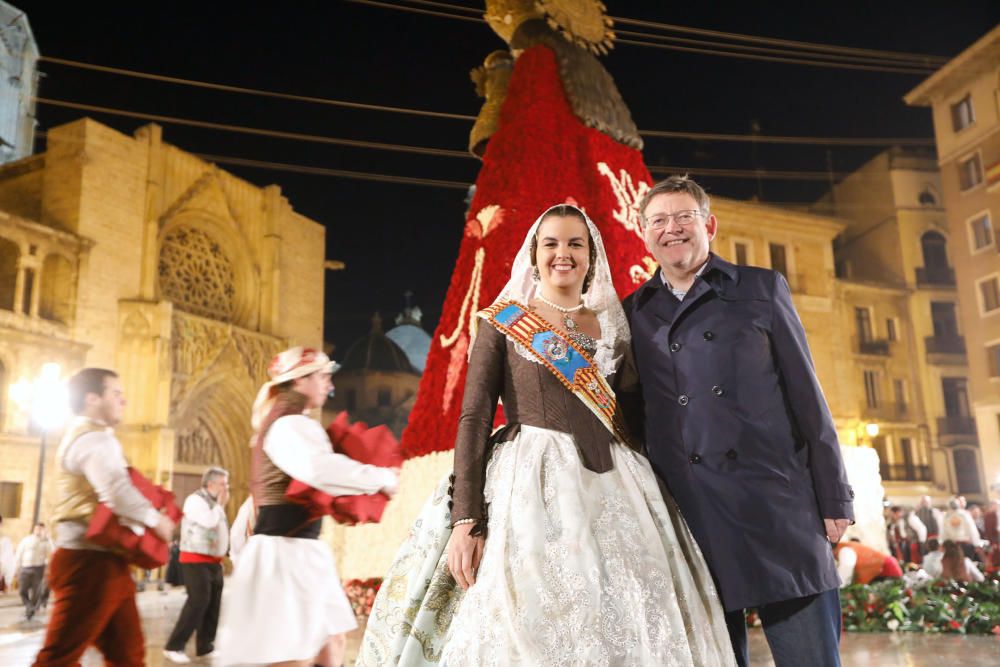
(450, 321, 643, 523)
(251, 391, 308, 507)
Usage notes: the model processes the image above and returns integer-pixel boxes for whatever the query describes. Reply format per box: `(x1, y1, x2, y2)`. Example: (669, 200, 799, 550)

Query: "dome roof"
(340, 313, 417, 374)
(386, 323, 431, 373)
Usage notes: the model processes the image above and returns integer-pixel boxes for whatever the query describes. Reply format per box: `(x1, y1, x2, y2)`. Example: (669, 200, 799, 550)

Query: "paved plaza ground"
(1, 586, 998, 666)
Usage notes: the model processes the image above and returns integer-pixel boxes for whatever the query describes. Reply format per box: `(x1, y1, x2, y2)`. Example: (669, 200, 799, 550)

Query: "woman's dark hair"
(530, 205, 597, 293)
(940, 540, 968, 582)
(274, 379, 296, 394)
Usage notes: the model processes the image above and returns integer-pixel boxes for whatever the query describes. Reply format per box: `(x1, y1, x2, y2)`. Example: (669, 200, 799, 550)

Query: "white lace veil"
(485, 203, 631, 374)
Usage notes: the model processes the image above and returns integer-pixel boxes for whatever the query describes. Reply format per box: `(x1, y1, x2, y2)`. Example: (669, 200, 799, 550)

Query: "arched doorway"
(172, 369, 255, 518)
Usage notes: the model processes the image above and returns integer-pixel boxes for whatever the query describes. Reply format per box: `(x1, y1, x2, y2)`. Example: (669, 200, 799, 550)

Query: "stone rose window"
(158, 226, 236, 322)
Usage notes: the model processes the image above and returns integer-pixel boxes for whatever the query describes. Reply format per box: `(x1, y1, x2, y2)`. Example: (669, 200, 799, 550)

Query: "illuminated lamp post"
(9, 363, 70, 525)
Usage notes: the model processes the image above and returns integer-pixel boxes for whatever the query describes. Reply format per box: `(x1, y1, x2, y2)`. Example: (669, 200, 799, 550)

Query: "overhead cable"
(35, 97, 474, 159)
(609, 15, 946, 65)
(640, 129, 932, 147)
(35, 96, 892, 182)
(196, 153, 473, 189)
(37, 55, 477, 121)
(615, 36, 933, 75)
(36, 61, 933, 147)
(398, 0, 943, 67)
(647, 165, 845, 181)
(614, 29, 934, 74)
(348, 0, 941, 73)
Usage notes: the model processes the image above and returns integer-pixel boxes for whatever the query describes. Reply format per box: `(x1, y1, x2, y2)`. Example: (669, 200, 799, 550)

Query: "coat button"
(703, 330, 715, 341)
(726, 449, 738, 460)
(669, 342, 681, 352)
(712, 385, 724, 396)
(678, 395, 689, 406)
(689, 454, 702, 464)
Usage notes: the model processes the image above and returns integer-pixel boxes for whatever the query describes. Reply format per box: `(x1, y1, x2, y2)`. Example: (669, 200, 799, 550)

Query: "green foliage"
(839, 576, 1000, 635)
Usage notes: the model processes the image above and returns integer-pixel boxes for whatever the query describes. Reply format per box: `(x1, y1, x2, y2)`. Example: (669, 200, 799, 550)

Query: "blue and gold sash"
(479, 300, 627, 442)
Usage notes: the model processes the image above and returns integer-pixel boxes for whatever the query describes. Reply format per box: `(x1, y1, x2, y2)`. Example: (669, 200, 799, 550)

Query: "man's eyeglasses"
(644, 210, 705, 229)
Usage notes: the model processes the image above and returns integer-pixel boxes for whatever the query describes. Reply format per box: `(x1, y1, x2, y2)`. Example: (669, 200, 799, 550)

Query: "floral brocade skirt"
(357, 425, 736, 666)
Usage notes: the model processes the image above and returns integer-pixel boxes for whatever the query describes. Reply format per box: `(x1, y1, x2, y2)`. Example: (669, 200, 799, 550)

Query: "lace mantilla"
(473, 203, 631, 362)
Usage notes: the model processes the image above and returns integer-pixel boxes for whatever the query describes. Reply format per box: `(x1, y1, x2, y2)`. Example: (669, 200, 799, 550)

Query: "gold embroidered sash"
(479, 300, 627, 442)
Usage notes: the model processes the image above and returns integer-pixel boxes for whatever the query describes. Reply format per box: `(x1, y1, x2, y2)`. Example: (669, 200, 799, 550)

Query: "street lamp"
(9, 362, 70, 525)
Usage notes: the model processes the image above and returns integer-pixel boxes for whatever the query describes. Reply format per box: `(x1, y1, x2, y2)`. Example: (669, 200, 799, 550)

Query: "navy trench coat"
(623, 254, 854, 611)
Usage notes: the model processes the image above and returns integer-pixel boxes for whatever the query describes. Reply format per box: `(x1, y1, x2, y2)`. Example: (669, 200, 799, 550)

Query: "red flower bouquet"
(286, 412, 402, 525)
(85, 467, 182, 569)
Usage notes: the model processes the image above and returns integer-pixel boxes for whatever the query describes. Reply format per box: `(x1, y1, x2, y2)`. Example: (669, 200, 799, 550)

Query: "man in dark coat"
(624, 175, 855, 667)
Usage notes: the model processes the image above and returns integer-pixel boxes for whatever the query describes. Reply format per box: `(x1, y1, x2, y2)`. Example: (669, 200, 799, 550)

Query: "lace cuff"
(447, 472, 488, 537)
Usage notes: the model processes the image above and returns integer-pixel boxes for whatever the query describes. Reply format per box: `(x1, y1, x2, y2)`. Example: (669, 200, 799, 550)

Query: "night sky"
(22, 0, 999, 353)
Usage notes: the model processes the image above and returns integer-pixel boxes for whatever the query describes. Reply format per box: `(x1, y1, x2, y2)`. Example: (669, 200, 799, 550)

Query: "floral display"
(343, 578, 383, 619)
(839, 576, 1000, 635)
(399, 43, 654, 459)
(345, 573, 1000, 636)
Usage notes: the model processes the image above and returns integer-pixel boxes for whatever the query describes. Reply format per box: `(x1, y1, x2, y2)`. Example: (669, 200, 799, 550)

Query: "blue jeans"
(725, 588, 842, 667)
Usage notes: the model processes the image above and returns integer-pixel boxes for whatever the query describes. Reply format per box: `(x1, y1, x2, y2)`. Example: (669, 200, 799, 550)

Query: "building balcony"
(854, 336, 891, 356)
(860, 401, 910, 423)
(879, 463, 933, 482)
(915, 266, 956, 287)
(936, 416, 977, 436)
(788, 273, 808, 294)
(924, 335, 966, 364)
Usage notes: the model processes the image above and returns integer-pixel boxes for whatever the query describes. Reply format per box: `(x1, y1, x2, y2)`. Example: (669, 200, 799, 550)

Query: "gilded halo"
(537, 0, 615, 55)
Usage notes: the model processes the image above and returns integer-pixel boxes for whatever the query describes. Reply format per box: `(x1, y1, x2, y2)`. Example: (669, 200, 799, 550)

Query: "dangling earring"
(532, 266, 540, 283)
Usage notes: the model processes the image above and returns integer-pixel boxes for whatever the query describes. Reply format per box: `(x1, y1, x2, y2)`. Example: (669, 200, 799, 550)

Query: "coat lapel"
(668, 278, 713, 334)
(648, 284, 680, 324)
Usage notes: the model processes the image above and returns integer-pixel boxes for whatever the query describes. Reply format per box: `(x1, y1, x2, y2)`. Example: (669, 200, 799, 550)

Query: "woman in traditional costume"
(219, 348, 399, 667)
(359, 204, 734, 666)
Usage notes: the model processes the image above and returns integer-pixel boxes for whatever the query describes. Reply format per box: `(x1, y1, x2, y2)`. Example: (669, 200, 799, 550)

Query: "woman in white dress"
(219, 347, 399, 667)
(359, 204, 734, 666)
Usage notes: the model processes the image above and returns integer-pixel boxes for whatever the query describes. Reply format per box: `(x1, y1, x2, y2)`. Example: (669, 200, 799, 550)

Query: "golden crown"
(484, 0, 615, 55)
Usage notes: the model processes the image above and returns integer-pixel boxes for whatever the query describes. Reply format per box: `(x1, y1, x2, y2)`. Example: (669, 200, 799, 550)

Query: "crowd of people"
(833, 494, 998, 588)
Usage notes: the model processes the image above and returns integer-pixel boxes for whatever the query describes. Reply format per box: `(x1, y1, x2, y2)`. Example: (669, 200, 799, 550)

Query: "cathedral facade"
(0, 118, 325, 536)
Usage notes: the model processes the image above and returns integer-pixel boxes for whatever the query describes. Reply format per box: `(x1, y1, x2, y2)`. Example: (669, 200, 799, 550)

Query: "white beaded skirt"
(359, 425, 735, 666)
(218, 533, 357, 665)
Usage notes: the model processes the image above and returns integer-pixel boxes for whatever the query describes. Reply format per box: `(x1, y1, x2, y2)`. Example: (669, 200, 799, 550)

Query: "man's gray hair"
(638, 174, 711, 222)
(202, 466, 229, 487)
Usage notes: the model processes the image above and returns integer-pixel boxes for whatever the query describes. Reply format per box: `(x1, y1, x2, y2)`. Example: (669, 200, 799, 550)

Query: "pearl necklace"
(536, 293, 596, 355)
(536, 293, 584, 316)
